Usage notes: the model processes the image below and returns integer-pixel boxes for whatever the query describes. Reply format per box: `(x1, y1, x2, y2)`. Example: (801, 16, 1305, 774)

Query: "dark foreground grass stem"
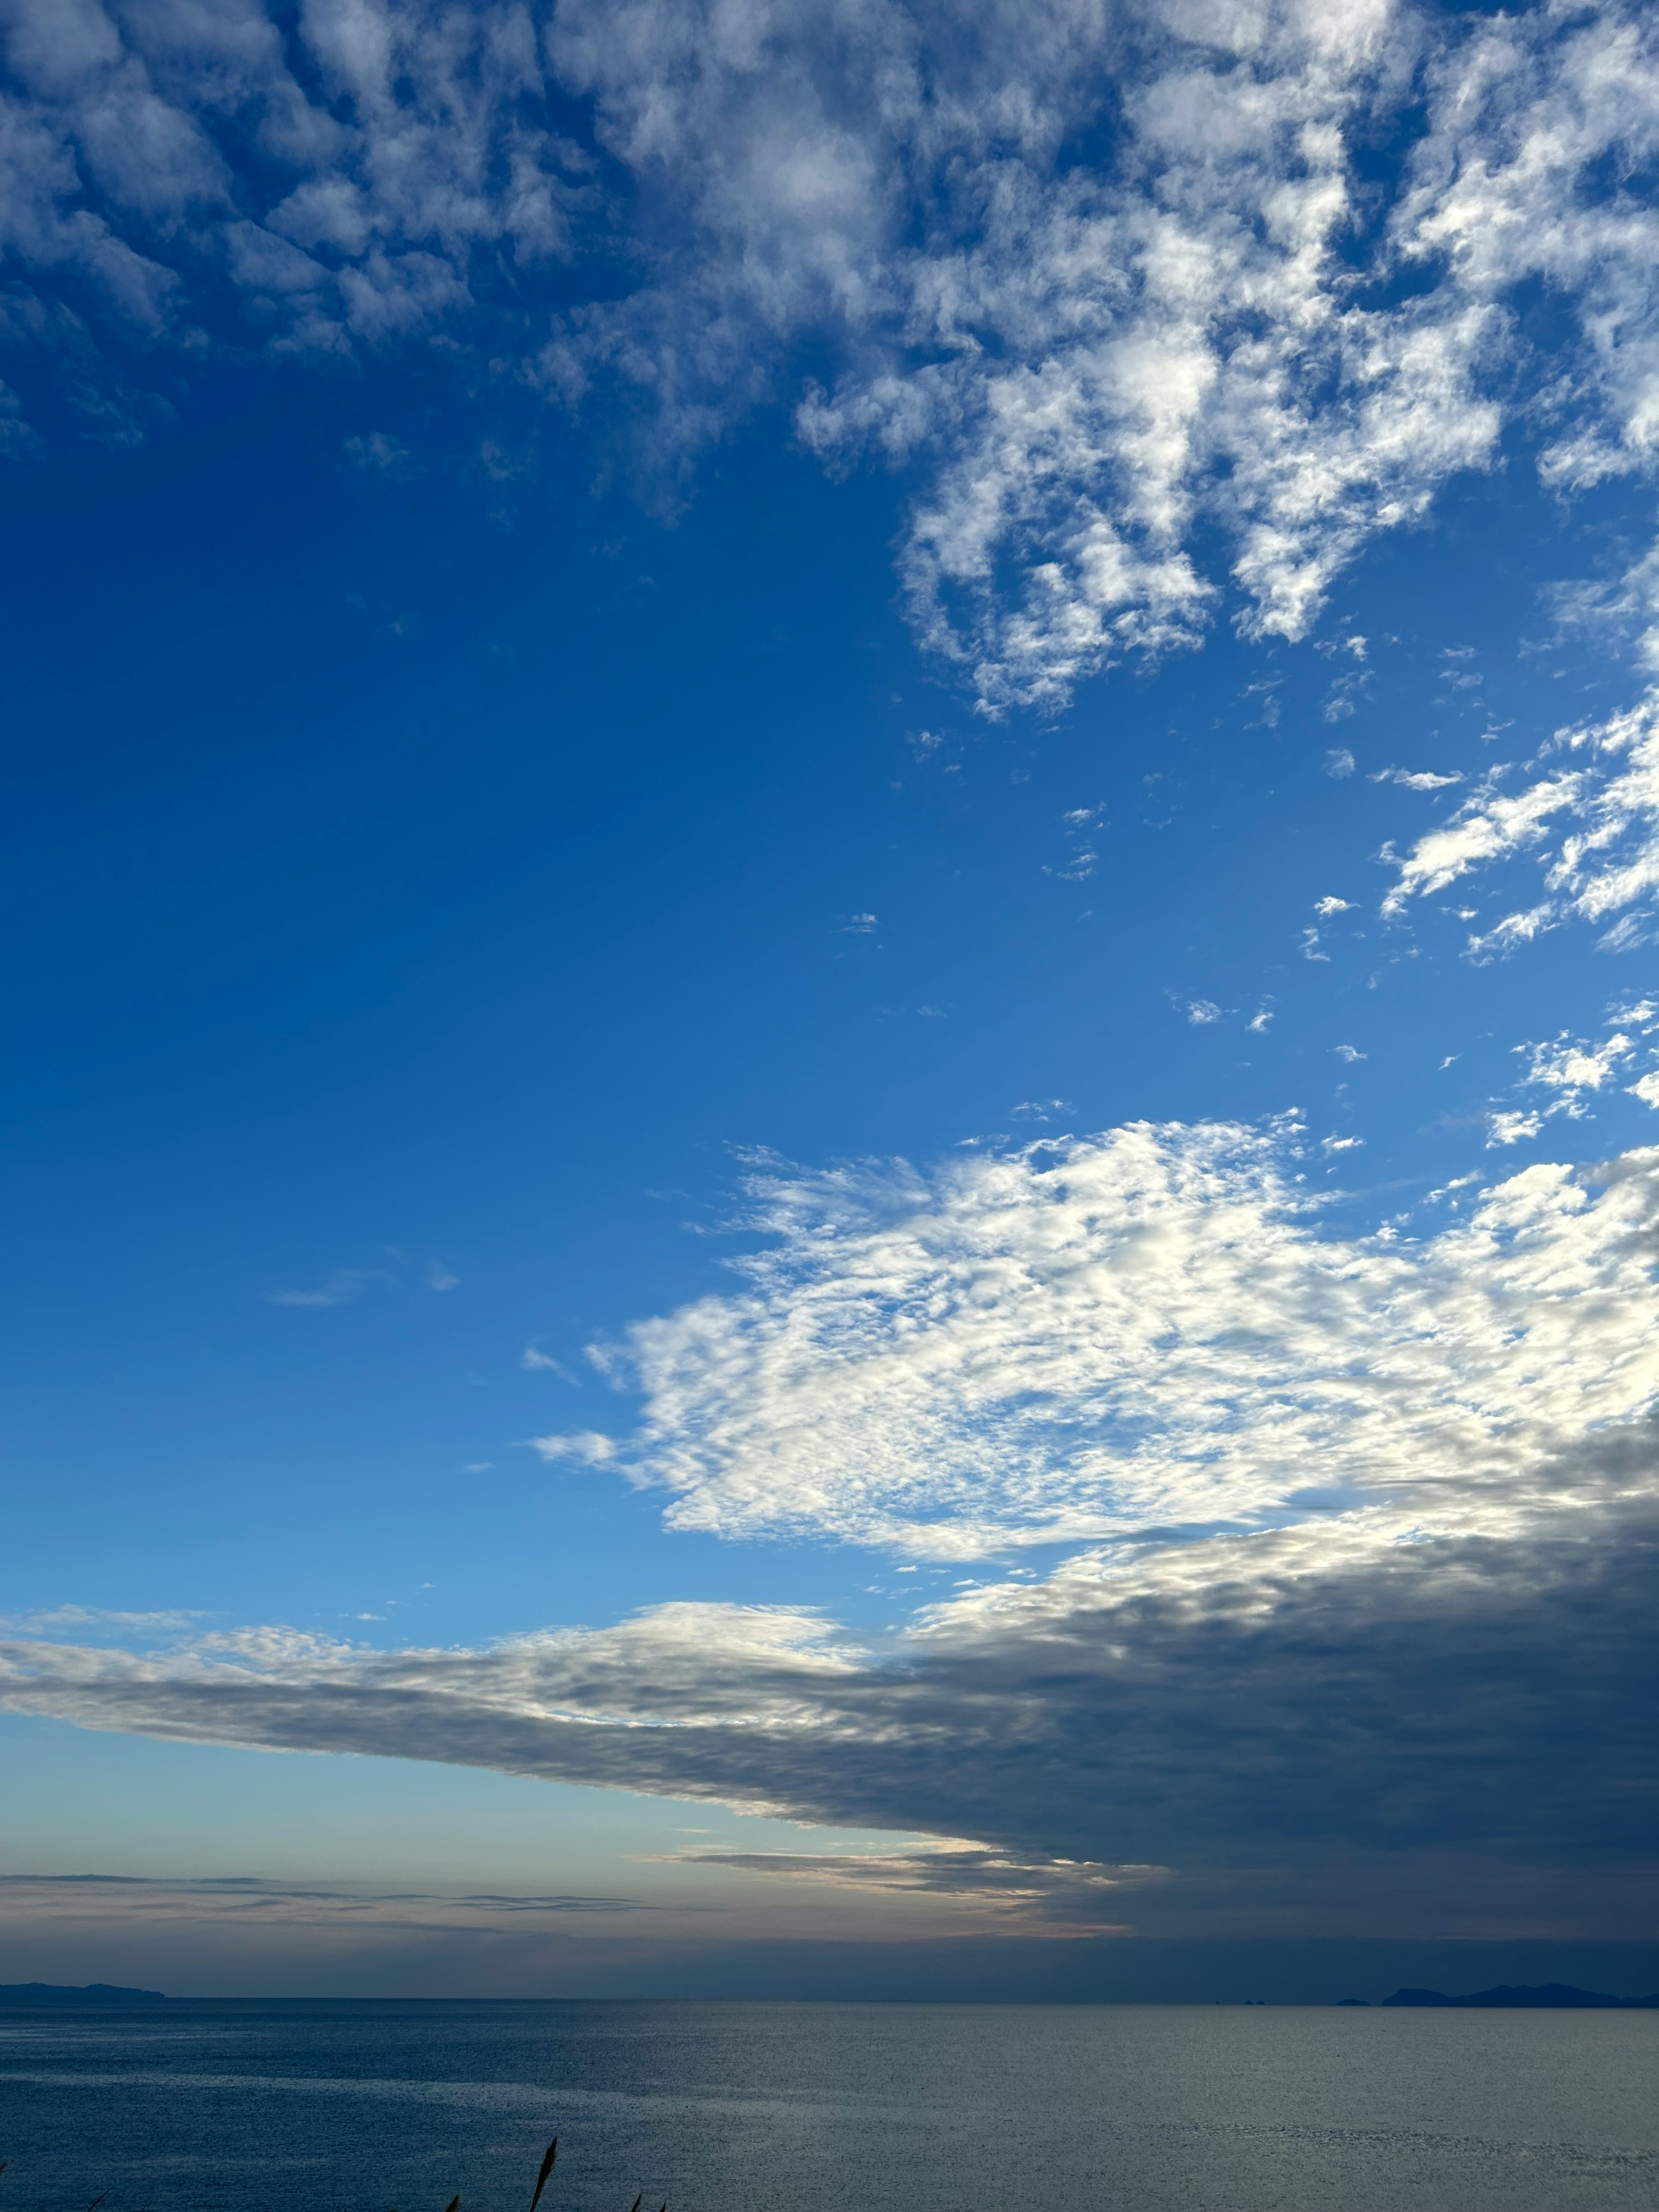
(528, 2142, 558, 2212)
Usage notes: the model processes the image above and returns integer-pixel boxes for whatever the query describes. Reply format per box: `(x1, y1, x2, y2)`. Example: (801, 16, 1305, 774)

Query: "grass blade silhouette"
(528, 2141, 558, 2212)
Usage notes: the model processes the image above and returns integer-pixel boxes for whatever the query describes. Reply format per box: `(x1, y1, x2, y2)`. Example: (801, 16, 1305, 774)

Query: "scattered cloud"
(1314, 896, 1354, 917)
(4, 0, 1659, 708)
(524, 1430, 619, 1468)
(1486, 1109, 1545, 1147)
(1522, 1030, 1634, 1103)
(1324, 750, 1357, 780)
(344, 432, 423, 483)
(1184, 1000, 1222, 1026)
(1381, 693, 1659, 955)
(1492, 1020, 1659, 1127)
(1370, 768, 1464, 791)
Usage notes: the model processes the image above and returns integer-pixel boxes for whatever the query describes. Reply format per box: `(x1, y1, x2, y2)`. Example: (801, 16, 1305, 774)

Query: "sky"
(2, 0, 1659, 2001)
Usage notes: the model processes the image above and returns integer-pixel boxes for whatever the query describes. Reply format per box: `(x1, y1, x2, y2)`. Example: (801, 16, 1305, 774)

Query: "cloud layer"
(5, 0, 1659, 701)
(7, 1122, 1658, 1938)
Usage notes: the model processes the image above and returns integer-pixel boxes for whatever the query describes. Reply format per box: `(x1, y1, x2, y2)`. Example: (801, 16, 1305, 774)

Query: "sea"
(1, 1999, 1656, 2212)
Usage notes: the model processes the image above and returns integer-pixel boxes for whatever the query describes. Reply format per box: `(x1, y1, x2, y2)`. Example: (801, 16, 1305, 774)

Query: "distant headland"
(1381, 1983, 1659, 2009)
(0, 1982, 165, 2006)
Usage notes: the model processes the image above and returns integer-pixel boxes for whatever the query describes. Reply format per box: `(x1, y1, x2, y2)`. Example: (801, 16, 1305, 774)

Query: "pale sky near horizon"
(3, 0, 1659, 1998)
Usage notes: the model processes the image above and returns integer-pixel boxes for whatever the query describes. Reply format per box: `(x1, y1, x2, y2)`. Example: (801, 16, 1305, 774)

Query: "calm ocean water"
(1, 1999, 1656, 2212)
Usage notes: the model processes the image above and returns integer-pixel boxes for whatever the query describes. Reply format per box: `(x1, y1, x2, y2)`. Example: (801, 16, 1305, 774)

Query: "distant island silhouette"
(1382, 1983, 1659, 2009)
(0, 1982, 165, 2005)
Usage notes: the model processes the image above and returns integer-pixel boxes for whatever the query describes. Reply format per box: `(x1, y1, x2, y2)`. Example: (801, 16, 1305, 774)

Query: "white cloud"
(550, 1122, 1659, 1557)
(1522, 1030, 1633, 1098)
(1324, 749, 1357, 779)
(4, 1, 1659, 708)
(1486, 1109, 1544, 1148)
(1313, 896, 1353, 916)
(1370, 767, 1463, 791)
(1184, 998, 1221, 1025)
(1503, 1021, 1659, 1122)
(525, 1429, 618, 1467)
(1382, 693, 1659, 952)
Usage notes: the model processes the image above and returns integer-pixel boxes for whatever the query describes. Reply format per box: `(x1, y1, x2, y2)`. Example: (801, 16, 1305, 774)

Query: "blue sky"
(3, 0, 1659, 1997)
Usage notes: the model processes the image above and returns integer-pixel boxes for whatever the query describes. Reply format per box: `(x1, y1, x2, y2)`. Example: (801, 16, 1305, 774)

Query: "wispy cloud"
(0, 1873, 653, 1932)
(0, 1606, 207, 1637)
(269, 1268, 394, 1309)
(524, 1430, 618, 1467)
(269, 1255, 459, 1306)
(1381, 693, 1659, 953)
(658, 1844, 1165, 1928)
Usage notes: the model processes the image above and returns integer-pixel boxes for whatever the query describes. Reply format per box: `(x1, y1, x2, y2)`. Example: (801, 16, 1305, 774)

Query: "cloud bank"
(6, 1121, 1657, 1937)
(4, 0, 1659, 702)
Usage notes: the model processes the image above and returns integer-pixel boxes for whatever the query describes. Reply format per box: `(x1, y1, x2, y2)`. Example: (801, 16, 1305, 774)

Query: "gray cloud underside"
(4, 0, 1659, 702)
(5, 1489, 1656, 1934)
